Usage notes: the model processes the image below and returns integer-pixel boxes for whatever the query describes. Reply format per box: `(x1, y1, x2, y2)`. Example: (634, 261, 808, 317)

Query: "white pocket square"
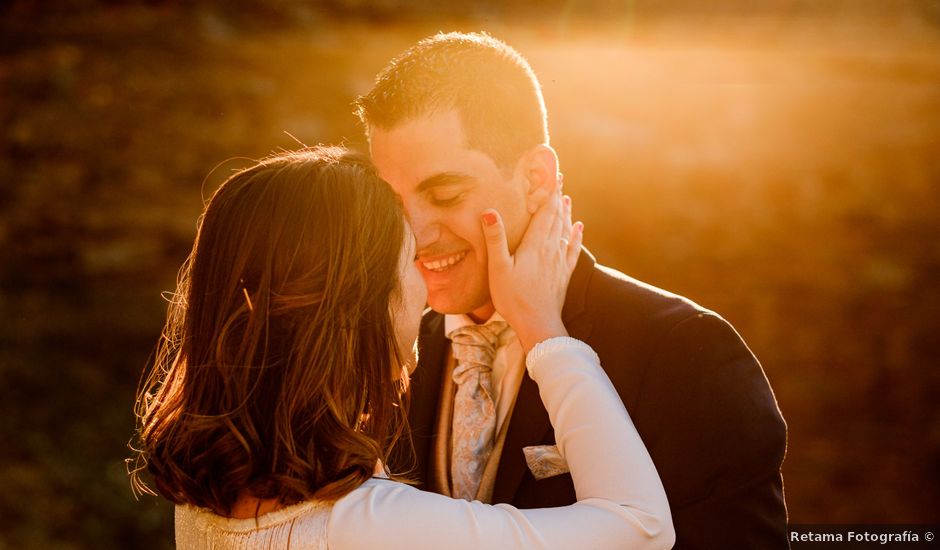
(523, 445, 570, 480)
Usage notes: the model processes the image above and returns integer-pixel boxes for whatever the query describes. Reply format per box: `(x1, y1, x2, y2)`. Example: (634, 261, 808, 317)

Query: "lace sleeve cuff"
(525, 336, 599, 377)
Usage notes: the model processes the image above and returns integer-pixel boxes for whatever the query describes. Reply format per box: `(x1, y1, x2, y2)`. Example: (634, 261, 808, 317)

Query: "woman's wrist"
(515, 318, 568, 355)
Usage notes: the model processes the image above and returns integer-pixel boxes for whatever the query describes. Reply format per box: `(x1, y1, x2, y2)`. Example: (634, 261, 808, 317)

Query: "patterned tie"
(448, 321, 508, 501)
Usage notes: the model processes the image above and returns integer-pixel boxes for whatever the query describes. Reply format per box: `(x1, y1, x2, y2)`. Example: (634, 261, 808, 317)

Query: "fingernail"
(563, 196, 571, 207)
(482, 212, 497, 226)
(576, 221, 584, 232)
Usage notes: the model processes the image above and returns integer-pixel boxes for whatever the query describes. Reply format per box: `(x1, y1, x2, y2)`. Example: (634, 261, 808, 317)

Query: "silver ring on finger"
(560, 237, 570, 248)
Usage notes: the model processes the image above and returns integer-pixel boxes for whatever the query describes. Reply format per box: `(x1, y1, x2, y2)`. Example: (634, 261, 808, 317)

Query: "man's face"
(370, 110, 530, 320)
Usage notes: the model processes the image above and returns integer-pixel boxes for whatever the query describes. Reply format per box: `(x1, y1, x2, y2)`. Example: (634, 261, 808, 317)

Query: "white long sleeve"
(327, 337, 674, 550)
(174, 338, 673, 549)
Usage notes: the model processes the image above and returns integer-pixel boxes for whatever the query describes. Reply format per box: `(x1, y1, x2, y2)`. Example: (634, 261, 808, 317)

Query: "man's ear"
(517, 145, 559, 214)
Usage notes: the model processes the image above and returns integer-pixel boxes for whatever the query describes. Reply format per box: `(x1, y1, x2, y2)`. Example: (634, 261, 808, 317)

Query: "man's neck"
(468, 301, 496, 324)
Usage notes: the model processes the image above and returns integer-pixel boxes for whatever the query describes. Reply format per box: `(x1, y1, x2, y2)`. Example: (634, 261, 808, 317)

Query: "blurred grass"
(1, 2, 938, 547)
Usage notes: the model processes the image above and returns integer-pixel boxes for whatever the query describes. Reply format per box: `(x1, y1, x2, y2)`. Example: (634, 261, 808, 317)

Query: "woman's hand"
(480, 184, 583, 354)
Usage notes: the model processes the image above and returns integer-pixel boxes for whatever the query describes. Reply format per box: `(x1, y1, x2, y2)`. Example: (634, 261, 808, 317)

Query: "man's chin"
(427, 294, 495, 321)
(426, 294, 486, 316)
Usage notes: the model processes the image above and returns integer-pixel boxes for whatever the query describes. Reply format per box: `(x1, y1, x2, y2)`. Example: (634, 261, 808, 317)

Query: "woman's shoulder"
(331, 477, 424, 512)
(328, 478, 502, 550)
(175, 499, 332, 550)
(173, 479, 417, 549)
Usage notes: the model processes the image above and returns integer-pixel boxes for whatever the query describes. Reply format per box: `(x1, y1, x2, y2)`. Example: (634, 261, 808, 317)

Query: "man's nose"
(405, 203, 441, 250)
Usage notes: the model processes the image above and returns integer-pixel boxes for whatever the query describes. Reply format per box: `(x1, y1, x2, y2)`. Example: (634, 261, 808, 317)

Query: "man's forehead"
(369, 126, 458, 185)
(372, 139, 492, 194)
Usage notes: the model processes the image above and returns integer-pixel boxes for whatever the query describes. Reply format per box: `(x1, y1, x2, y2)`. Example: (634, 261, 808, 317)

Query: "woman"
(131, 146, 673, 549)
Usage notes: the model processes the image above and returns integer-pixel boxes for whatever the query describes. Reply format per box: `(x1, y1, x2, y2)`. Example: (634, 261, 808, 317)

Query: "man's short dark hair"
(356, 31, 549, 171)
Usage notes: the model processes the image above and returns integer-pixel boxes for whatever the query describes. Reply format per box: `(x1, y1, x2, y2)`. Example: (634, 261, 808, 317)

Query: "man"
(357, 32, 788, 548)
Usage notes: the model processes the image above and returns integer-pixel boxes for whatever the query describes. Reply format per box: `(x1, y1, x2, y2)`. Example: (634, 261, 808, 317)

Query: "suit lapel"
(408, 310, 447, 489)
(491, 248, 596, 504)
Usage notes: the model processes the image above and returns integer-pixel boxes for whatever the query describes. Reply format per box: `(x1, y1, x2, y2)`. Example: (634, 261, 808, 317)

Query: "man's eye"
(431, 192, 465, 207)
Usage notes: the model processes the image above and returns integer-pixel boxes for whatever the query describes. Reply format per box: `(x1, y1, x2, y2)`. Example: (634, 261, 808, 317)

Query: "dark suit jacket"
(407, 248, 789, 549)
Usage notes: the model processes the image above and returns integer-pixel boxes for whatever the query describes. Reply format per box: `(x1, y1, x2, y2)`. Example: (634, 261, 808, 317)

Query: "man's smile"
(418, 250, 469, 273)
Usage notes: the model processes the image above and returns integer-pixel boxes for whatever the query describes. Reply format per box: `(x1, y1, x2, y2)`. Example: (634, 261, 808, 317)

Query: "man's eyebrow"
(415, 172, 476, 194)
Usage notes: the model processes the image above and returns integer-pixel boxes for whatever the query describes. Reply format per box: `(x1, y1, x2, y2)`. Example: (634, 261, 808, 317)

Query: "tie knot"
(449, 321, 508, 373)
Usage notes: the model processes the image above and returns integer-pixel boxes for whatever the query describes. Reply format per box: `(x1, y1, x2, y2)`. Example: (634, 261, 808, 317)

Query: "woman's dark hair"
(130, 146, 409, 516)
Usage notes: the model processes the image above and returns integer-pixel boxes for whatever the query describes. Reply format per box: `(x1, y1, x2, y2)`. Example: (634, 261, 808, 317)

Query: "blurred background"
(1, 0, 938, 547)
